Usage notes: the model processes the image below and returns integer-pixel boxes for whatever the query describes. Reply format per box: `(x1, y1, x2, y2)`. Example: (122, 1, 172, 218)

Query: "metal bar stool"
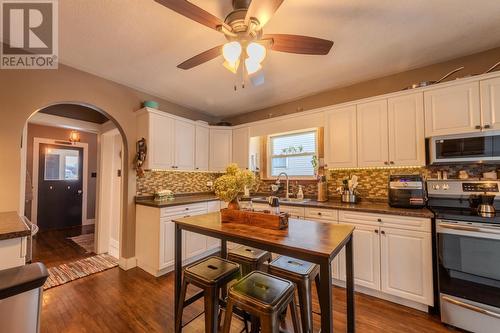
(222, 271, 301, 333)
(175, 256, 240, 333)
(268, 256, 321, 333)
(228, 246, 272, 277)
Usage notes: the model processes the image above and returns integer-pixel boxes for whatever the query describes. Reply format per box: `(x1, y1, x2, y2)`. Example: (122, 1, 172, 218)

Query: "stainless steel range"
(428, 179, 500, 333)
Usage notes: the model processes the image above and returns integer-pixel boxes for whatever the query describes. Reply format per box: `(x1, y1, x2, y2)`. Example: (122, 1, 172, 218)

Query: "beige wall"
(25, 124, 98, 221)
(0, 64, 215, 259)
(224, 46, 500, 124)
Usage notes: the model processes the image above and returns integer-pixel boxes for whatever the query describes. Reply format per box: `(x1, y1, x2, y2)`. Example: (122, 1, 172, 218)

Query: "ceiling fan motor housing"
(232, 0, 251, 10)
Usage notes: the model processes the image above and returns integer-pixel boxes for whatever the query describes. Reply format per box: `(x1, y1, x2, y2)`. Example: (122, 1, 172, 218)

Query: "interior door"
(37, 144, 83, 231)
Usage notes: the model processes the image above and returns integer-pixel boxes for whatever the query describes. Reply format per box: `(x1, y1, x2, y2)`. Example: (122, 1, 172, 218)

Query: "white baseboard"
(83, 219, 95, 226)
(119, 257, 137, 270)
(109, 239, 119, 259)
(332, 278, 430, 312)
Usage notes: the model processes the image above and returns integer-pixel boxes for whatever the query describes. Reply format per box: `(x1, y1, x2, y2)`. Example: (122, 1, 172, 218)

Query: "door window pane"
(44, 148, 80, 181)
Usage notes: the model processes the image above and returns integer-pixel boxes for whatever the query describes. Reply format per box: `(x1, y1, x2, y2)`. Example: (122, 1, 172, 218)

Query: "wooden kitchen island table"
(172, 212, 355, 333)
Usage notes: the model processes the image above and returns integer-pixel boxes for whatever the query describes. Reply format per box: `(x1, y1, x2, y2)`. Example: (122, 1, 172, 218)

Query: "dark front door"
(37, 143, 84, 231)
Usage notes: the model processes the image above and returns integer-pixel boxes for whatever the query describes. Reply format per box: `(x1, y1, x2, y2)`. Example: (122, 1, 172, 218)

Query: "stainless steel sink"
(251, 196, 311, 204)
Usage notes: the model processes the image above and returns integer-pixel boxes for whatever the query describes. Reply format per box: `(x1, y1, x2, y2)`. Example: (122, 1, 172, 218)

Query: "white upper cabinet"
(232, 127, 250, 169)
(195, 124, 210, 171)
(136, 109, 174, 170)
(210, 128, 233, 172)
(357, 100, 389, 167)
(324, 105, 357, 168)
(173, 119, 195, 170)
(388, 93, 425, 166)
(424, 82, 481, 137)
(480, 76, 500, 131)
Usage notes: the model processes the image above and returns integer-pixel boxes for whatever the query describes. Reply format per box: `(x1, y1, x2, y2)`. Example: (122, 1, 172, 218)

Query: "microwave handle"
(442, 295, 500, 320)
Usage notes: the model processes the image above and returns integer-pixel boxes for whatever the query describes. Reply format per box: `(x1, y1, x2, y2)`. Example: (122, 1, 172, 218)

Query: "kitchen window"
(268, 129, 318, 178)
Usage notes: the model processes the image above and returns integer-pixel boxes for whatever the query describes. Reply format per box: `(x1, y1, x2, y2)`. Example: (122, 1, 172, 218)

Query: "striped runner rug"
(44, 254, 118, 290)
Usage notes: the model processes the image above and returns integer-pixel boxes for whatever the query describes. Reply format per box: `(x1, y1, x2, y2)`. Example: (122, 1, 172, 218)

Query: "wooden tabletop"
(0, 212, 30, 240)
(172, 212, 354, 261)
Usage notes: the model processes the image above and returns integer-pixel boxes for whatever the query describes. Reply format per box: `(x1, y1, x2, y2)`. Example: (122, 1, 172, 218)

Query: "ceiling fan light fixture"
(222, 41, 242, 65)
(245, 58, 262, 75)
(223, 59, 240, 74)
(246, 42, 266, 63)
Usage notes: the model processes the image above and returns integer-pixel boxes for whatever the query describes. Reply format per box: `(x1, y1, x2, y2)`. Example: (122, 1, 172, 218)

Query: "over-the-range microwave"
(429, 131, 500, 164)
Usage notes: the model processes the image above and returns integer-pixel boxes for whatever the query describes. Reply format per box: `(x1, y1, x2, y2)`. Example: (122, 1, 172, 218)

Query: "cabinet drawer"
(280, 205, 305, 219)
(339, 210, 430, 232)
(305, 207, 338, 221)
(161, 202, 208, 218)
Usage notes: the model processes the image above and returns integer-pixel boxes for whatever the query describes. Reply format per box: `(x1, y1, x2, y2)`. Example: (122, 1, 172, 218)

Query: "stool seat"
(185, 257, 240, 285)
(229, 246, 271, 263)
(222, 271, 301, 333)
(232, 271, 294, 310)
(269, 256, 316, 277)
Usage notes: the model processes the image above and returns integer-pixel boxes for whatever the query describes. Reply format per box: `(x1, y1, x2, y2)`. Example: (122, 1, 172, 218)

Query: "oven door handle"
(442, 295, 500, 320)
(438, 222, 500, 235)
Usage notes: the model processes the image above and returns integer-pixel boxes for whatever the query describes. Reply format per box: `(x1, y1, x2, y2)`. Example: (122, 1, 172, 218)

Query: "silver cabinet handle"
(442, 295, 500, 319)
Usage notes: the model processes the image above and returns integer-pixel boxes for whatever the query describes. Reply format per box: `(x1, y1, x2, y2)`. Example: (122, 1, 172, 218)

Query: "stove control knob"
(442, 184, 449, 190)
(432, 184, 441, 190)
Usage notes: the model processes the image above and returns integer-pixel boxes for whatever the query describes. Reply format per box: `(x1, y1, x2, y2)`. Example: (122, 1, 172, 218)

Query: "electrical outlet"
(206, 181, 213, 187)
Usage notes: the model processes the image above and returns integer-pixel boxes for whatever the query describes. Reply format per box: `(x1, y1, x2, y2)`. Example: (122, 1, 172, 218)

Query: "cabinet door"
(195, 124, 210, 171)
(424, 82, 481, 137)
(232, 127, 250, 169)
(150, 114, 174, 169)
(357, 100, 389, 167)
(324, 105, 357, 168)
(380, 227, 433, 306)
(480, 76, 500, 131)
(388, 93, 425, 166)
(210, 129, 232, 172)
(159, 217, 175, 268)
(338, 223, 380, 289)
(174, 119, 195, 170)
(184, 230, 208, 259)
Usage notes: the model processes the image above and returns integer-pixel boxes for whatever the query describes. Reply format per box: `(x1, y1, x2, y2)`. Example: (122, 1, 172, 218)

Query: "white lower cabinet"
(338, 210, 434, 308)
(380, 227, 433, 305)
(337, 223, 381, 290)
(136, 202, 220, 277)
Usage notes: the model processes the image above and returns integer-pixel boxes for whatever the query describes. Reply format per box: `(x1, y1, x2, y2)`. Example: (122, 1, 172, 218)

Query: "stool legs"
(204, 286, 219, 333)
(222, 299, 234, 333)
(175, 279, 189, 333)
(289, 297, 302, 333)
(297, 280, 314, 333)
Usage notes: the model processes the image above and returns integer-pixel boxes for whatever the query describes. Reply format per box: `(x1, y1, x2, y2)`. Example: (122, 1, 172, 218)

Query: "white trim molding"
(119, 257, 137, 271)
(31, 138, 89, 226)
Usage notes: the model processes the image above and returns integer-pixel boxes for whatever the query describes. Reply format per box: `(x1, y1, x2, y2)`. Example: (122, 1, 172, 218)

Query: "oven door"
(437, 220, 500, 309)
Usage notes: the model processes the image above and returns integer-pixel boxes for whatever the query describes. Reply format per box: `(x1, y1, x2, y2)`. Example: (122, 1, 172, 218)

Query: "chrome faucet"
(275, 172, 290, 200)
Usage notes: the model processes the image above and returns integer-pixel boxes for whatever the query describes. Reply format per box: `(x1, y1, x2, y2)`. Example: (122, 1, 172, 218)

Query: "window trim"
(266, 128, 319, 180)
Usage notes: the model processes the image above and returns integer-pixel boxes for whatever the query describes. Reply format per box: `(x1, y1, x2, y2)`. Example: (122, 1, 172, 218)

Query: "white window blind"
(269, 130, 317, 177)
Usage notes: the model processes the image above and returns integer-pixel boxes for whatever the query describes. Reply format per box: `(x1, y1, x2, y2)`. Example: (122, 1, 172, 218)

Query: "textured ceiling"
(58, 0, 500, 117)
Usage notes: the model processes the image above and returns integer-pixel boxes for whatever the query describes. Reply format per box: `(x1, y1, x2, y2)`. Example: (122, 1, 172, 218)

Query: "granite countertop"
(0, 212, 30, 240)
(135, 193, 434, 218)
(135, 193, 219, 208)
(251, 197, 435, 218)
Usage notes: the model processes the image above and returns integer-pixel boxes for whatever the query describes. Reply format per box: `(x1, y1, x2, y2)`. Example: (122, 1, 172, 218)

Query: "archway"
(20, 101, 129, 264)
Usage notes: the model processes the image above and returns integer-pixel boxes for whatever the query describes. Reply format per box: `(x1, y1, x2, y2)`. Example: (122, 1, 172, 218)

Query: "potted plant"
(214, 163, 255, 210)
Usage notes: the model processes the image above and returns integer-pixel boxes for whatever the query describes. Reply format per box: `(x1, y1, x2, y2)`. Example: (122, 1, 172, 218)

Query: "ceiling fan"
(155, 0, 334, 87)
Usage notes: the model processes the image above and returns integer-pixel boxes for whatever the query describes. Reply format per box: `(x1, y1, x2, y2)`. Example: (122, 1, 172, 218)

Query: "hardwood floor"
(33, 225, 95, 268)
(41, 266, 455, 333)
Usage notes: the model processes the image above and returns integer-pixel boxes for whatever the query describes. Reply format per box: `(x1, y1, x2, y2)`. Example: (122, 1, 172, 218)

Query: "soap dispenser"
(297, 185, 304, 200)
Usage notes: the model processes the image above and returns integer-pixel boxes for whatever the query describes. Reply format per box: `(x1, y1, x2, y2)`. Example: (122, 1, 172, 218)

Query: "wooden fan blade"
(245, 0, 284, 29)
(155, 0, 229, 32)
(177, 45, 222, 70)
(263, 34, 334, 55)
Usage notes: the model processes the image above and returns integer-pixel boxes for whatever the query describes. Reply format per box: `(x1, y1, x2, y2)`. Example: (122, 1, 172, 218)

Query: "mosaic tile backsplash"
(137, 164, 499, 200)
(136, 171, 220, 196)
